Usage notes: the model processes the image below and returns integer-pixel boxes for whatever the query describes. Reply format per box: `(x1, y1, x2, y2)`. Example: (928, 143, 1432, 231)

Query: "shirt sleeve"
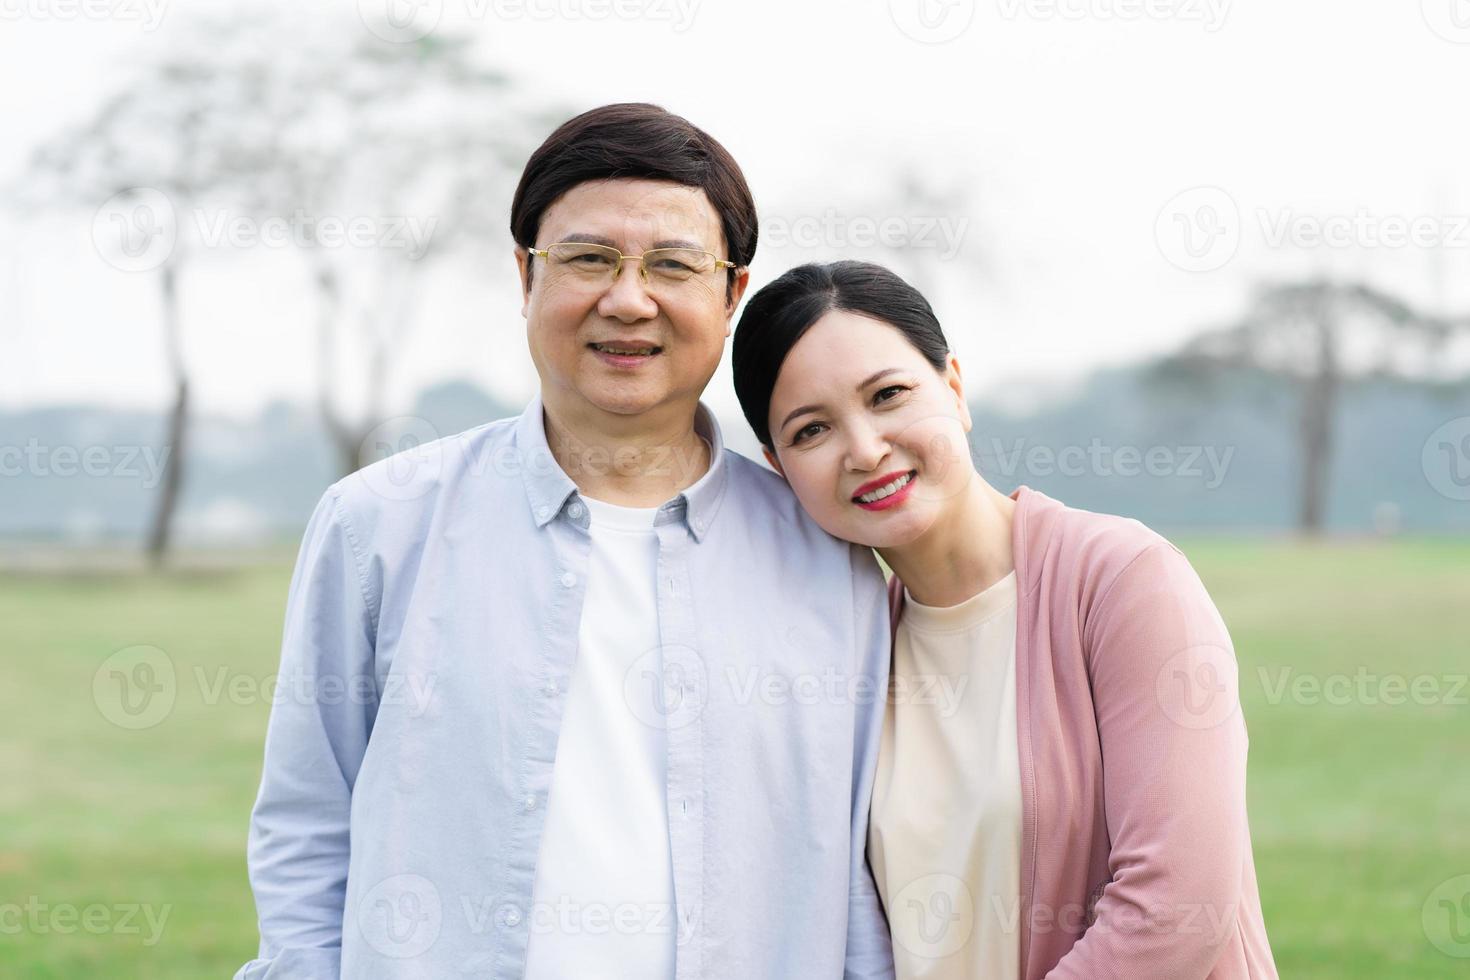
(1046, 542, 1249, 979)
(235, 487, 379, 980)
(844, 546, 898, 980)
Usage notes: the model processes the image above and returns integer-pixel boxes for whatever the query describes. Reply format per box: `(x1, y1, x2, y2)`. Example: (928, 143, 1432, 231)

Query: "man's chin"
(575, 383, 672, 418)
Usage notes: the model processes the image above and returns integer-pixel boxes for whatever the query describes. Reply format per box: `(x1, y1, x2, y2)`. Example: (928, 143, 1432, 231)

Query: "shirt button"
(502, 906, 521, 927)
(543, 680, 559, 697)
(535, 506, 549, 520)
(523, 795, 537, 811)
(567, 502, 584, 519)
(559, 572, 576, 588)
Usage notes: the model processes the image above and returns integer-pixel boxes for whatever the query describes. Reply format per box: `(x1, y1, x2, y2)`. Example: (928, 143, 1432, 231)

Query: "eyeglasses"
(528, 242, 740, 290)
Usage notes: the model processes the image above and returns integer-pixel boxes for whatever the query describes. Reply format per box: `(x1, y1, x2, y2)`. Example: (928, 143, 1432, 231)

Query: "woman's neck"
(878, 475, 1017, 608)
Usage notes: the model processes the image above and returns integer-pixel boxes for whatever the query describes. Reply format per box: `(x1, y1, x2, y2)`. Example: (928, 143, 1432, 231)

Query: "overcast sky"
(4, 0, 1469, 435)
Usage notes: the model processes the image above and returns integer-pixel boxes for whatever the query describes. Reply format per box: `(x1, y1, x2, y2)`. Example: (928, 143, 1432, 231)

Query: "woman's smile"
(852, 469, 919, 511)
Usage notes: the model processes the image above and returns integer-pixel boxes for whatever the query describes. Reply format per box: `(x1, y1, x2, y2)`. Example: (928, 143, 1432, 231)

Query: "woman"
(731, 261, 1277, 979)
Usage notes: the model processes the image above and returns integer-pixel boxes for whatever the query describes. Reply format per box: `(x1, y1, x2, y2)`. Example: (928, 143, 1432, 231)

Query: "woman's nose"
(845, 421, 891, 472)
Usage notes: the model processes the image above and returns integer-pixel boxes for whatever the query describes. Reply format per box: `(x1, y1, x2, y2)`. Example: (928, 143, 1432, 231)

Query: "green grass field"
(2, 539, 1467, 977)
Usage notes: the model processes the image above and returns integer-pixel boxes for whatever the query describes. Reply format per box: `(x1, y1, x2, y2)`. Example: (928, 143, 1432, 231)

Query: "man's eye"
(569, 253, 614, 266)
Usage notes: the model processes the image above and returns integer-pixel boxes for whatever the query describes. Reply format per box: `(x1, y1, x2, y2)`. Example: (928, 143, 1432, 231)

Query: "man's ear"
(515, 247, 533, 317)
(945, 354, 973, 433)
(762, 444, 786, 479)
(725, 267, 752, 330)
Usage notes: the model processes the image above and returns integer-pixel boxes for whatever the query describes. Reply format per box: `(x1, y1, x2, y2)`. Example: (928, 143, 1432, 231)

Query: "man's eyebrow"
(778, 368, 905, 433)
(553, 233, 617, 247)
(548, 235, 710, 252)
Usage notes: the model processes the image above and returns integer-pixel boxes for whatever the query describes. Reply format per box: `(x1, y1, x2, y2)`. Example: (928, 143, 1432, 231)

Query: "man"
(237, 103, 895, 979)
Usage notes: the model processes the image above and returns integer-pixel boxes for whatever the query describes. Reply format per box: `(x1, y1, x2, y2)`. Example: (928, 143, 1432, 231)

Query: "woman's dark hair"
(510, 103, 757, 299)
(732, 261, 951, 450)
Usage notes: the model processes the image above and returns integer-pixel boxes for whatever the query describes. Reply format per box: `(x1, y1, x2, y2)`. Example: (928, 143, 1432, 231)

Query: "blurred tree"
(17, 14, 564, 565)
(235, 31, 562, 476)
(1156, 279, 1470, 534)
(18, 20, 268, 567)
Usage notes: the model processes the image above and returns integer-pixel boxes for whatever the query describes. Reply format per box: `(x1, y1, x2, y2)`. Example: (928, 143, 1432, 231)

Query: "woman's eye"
(793, 422, 825, 444)
(874, 384, 908, 404)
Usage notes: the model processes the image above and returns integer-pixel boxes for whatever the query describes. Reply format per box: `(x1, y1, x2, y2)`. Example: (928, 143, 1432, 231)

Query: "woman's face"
(763, 309, 975, 549)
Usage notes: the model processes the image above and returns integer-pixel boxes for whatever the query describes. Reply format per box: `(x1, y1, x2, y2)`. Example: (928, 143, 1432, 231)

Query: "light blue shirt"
(236, 393, 896, 979)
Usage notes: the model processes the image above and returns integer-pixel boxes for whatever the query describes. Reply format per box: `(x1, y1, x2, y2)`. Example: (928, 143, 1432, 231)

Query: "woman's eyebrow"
(778, 368, 904, 431)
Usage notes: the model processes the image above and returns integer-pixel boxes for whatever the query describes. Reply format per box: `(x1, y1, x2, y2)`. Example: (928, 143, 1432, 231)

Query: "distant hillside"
(968, 365, 1470, 534)
(0, 380, 518, 545)
(3, 368, 1467, 543)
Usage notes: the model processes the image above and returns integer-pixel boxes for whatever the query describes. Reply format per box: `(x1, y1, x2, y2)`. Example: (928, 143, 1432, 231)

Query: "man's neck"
(541, 397, 712, 508)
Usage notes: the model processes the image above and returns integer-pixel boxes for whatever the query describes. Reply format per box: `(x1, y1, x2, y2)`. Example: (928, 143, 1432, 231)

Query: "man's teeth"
(857, 471, 914, 504)
(592, 343, 658, 356)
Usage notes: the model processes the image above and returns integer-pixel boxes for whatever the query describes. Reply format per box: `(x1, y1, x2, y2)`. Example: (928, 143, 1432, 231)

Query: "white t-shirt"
(868, 570, 1021, 980)
(523, 493, 676, 979)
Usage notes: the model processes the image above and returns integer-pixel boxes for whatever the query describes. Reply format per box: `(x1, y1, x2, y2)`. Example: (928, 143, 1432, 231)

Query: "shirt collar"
(513, 391, 730, 543)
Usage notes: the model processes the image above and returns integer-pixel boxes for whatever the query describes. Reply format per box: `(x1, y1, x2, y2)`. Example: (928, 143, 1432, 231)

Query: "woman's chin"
(822, 509, 932, 552)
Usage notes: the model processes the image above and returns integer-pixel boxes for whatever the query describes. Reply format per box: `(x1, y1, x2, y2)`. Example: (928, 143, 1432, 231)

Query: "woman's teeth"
(856, 471, 915, 504)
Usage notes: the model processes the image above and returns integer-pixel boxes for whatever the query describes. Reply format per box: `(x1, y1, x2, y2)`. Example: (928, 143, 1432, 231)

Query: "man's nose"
(596, 260, 659, 322)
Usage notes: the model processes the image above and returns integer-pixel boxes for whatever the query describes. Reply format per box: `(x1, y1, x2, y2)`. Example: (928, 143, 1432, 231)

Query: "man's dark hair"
(732, 261, 951, 451)
(510, 103, 758, 299)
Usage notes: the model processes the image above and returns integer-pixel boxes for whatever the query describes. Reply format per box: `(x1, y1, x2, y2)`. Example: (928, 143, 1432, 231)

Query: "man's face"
(518, 178, 750, 423)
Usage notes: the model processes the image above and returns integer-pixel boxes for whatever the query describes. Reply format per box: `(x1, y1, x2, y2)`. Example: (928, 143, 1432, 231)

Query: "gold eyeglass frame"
(527, 241, 741, 284)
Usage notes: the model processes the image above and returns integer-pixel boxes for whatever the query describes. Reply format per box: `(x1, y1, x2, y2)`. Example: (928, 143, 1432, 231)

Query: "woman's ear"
(945, 354, 973, 433)
(762, 444, 786, 479)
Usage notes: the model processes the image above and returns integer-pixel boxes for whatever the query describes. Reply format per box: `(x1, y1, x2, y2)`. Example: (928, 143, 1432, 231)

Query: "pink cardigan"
(885, 486, 1277, 979)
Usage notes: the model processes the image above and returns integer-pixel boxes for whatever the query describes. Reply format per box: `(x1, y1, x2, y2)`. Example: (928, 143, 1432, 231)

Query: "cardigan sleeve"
(1045, 541, 1249, 980)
